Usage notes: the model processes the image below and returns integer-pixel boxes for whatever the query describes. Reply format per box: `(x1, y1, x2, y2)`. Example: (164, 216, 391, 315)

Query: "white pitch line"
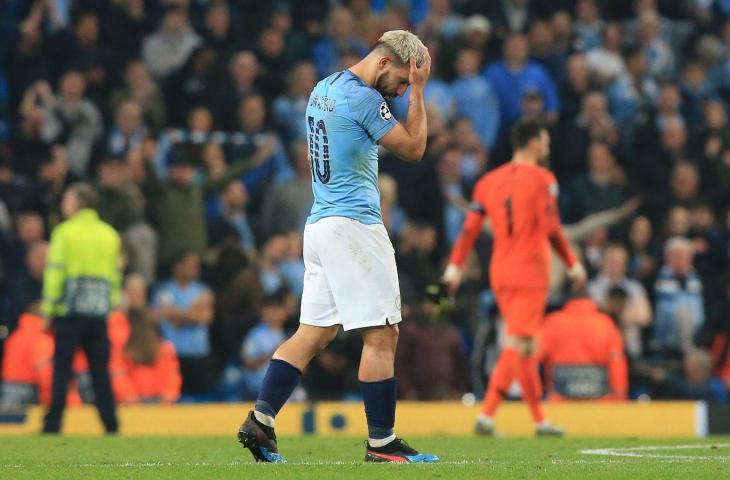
(579, 444, 730, 462)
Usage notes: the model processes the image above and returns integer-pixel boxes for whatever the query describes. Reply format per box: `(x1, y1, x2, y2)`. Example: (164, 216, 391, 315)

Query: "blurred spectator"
(528, 18, 566, 85)
(567, 142, 629, 221)
(141, 5, 201, 80)
(680, 61, 714, 127)
(484, 33, 560, 127)
(163, 47, 219, 129)
(239, 288, 291, 400)
(635, 82, 684, 156)
(452, 48, 500, 150)
(350, 0, 383, 47)
(696, 100, 730, 208)
(152, 250, 216, 395)
(397, 221, 440, 303)
(539, 290, 628, 400)
(311, 6, 367, 79)
(588, 243, 652, 359)
(272, 62, 317, 145)
(140, 140, 253, 270)
(486, 0, 538, 35)
(572, 0, 603, 52)
(255, 27, 291, 101)
(109, 60, 167, 136)
(215, 51, 260, 130)
(104, 0, 151, 78)
(439, 14, 495, 80)
(3, 211, 45, 276)
(40, 71, 102, 177)
(665, 205, 692, 238)
(0, 312, 82, 407)
(207, 180, 255, 251)
(202, 1, 237, 58)
(119, 307, 182, 404)
(0, 155, 33, 214)
(437, 148, 469, 246)
(233, 95, 294, 203)
(668, 162, 701, 208)
(585, 22, 626, 87)
(606, 47, 658, 125)
(396, 286, 468, 400)
(652, 237, 705, 357)
(637, 10, 675, 80)
(638, 348, 727, 402)
(559, 54, 591, 126)
(95, 155, 157, 283)
(558, 92, 619, 183)
(107, 100, 146, 158)
(63, 13, 106, 101)
(627, 215, 659, 286)
(418, 0, 464, 42)
(259, 140, 314, 238)
(3, 241, 47, 332)
(379, 173, 408, 236)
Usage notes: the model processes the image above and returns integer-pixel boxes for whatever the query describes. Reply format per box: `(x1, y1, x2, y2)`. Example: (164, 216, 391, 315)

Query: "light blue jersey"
(305, 70, 398, 225)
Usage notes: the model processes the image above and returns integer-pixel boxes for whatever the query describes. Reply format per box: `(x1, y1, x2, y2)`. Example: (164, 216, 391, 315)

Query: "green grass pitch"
(0, 435, 728, 479)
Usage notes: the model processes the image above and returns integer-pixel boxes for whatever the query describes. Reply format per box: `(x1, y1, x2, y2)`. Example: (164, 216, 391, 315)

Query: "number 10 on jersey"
(308, 115, 331, 184)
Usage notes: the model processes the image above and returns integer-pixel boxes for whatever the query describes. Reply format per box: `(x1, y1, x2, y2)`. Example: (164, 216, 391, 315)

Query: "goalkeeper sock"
(481, 348, 519, 416)
(517, 355, 545, 423)
(254, 359, 302, 427)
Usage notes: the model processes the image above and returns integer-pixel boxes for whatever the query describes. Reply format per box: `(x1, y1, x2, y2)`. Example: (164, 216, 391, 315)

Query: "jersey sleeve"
(41, 227, 67, 317)
(351, 89, 398, 142)
(448, 181, 487, 267)
(539, 171, 577, 267)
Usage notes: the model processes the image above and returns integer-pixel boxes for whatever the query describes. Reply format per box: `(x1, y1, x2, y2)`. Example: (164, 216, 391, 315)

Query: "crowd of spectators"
(0, 0, 729, 405)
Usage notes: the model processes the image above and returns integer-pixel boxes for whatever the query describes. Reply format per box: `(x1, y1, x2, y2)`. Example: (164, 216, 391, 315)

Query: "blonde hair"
(376, 30, 426, 67)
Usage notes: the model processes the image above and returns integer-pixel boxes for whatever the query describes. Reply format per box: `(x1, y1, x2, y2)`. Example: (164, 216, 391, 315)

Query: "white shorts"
(300, 217, 402, 331)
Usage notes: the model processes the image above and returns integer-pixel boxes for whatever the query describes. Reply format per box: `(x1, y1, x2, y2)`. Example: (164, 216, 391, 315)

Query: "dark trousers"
(42, 315, 118, 433)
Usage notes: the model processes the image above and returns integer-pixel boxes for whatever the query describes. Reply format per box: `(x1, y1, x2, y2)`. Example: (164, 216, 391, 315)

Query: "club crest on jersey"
(379, 102, 392, 121)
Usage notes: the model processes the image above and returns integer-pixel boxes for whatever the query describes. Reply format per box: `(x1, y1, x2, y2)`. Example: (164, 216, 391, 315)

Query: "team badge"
(379, 102, 392, 121)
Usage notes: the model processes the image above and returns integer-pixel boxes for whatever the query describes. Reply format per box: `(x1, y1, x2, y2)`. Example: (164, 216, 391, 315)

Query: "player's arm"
(379, 51, 431, 162)
(540, 175, 586, 285)
(442, 199, 486, 295)
(607, 327, 628, 400)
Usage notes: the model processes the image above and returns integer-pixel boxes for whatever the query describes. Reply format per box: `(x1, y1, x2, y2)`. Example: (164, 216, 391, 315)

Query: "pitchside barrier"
(1, 401, 727, 437)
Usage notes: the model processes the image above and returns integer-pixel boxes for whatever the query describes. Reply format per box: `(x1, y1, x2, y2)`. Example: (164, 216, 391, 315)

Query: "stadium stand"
(0, 0, 729, 408)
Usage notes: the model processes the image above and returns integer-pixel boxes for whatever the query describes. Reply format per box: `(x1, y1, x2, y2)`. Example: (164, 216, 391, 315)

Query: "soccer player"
(237, 30, 438, 463)
(443, 119, 587, 436)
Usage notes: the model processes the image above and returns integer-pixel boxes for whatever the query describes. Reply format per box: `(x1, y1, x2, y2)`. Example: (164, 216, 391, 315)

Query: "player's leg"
(512, 336, 545, 423)
(359, 324, 399, 445)
(477, 289, 521, 435)
(256, 323, 340, 423)
(81, 317, 118, 434)
(476, 342, 520, 435)
(238, 324, 339, 463)
(508, 289, 564, 436)
(239, 221, 341, 462)
(42, 316, 80, 433)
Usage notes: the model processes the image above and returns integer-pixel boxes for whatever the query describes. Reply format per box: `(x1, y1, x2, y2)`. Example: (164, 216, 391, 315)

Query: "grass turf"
(0, 435, 727, 479)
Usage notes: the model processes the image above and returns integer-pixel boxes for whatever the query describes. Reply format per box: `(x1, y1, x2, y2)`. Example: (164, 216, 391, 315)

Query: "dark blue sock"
(360, 377, 397, 439)
(255, 359, 302, 418)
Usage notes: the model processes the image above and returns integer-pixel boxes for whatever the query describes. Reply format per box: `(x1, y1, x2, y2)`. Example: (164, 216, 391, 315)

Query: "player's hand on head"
(409, 47, 431, 89)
